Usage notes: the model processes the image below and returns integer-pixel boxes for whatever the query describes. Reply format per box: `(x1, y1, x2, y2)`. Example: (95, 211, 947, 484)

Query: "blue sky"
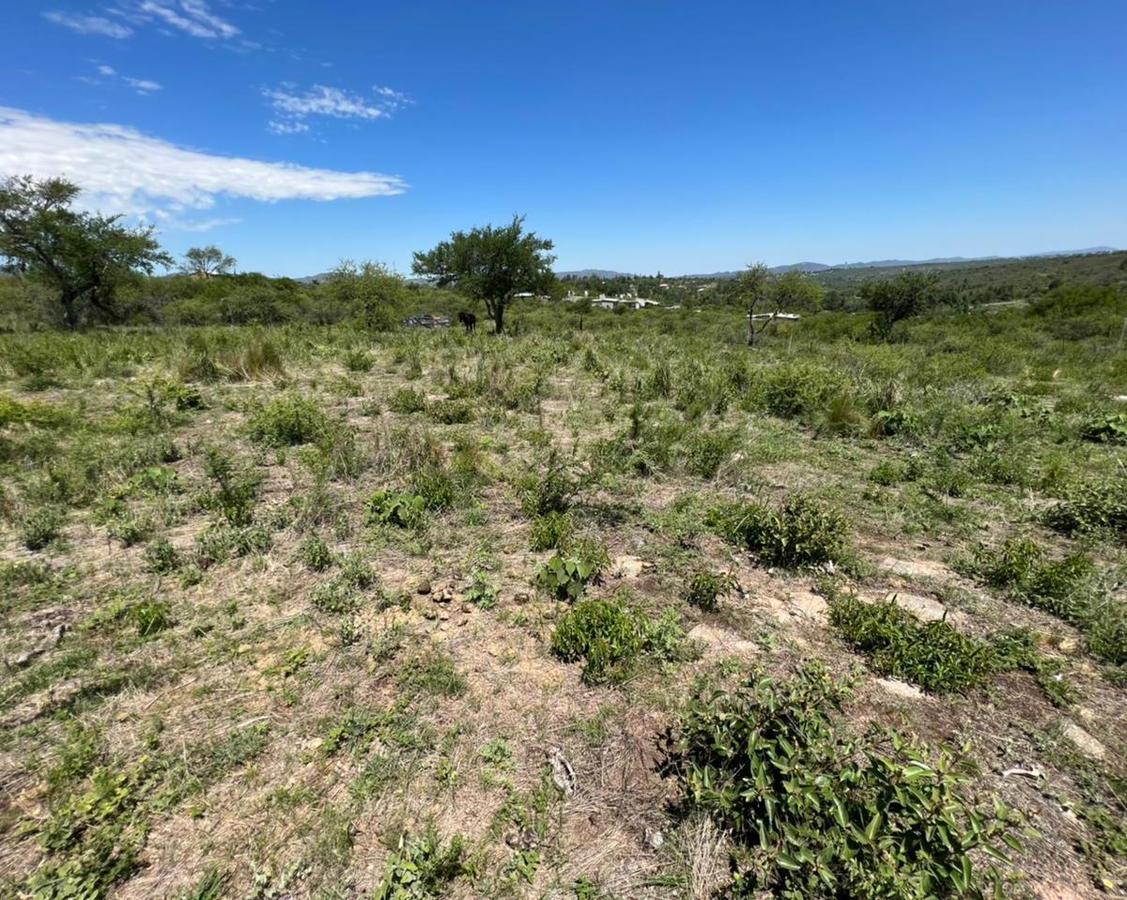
(2, 1, 1125, 276)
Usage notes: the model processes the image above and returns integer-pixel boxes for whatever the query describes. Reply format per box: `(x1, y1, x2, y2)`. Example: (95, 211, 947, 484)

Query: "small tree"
(412, 215, 555, 334)
(182, 245, 236, 279)
(739, 263, 788, 347)
(0, 175, 171, 329)
(860, 271, 940, 339)
(771, 270, 824, 313)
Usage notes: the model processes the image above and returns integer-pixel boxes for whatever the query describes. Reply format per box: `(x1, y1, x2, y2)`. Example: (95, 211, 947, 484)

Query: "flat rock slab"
(865, 590, 950, 623)
(877, 677, 927, 700)
(1060, 721, 1107, 760)
(612, 555, 648, 578)
(878, 557, 952, 582)
(688, 623, 759, 656)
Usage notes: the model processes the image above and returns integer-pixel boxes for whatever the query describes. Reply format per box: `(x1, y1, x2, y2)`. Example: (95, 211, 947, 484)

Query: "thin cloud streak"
(0, 107, 407, 219)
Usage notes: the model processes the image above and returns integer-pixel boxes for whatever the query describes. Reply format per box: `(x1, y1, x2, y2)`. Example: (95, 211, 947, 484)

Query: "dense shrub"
(1044, 476, 1127, 538)
(249, 395, 330, 447)
(683, 570, 737, 612)
(529, 510, 574, 551)
(551, 593, 685, 684)
(971, 537, 1125, 665)
(676, 665, 1018, 897)
(829, 593, 1053, 694)
(708, 493, 849, 568)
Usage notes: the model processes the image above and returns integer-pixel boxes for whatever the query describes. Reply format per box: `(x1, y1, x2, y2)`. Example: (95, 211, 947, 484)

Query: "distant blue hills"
(556, 247, 1120, 280)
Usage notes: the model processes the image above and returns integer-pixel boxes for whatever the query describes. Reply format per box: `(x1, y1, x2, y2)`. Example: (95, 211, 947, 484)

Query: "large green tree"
(411, 215, 555, 334)
(181, 244, 236, 279)
(0, 175, 171, 328)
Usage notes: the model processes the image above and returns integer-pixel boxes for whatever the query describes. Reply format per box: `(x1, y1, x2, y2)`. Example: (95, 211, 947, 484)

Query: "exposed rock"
(878, 557, 951, 582)
(786, 589, 828, 620)
(877, 678, 925, 700)
(416, 581, 432, 595)
(547, 746, 577, 796)
(1060, 721, 1106, 760)
(688, 623, 758, 656)
(613, 555, 647, 579)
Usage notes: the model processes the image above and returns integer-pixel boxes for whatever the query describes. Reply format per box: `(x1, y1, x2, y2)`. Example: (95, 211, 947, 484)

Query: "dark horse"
(457, 311, 477, 334)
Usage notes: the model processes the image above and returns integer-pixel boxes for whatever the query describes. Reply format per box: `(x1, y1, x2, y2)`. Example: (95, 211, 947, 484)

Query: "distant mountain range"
(557, 247, 1120, 280)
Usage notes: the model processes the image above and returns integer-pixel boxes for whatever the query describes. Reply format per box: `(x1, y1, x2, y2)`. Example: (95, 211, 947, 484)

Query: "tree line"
(2, 173, 958, 338)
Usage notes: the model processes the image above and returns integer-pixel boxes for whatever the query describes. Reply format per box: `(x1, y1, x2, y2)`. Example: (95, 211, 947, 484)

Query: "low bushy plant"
(675, 664, 1018, 898)
(368, 490, 426, 529)
(20, 506, 65, 550)
(298, 534, 334, 571)
(708, 493, 849, 568)
(1045, 476, 1127, 538)
(683, 569, 737, 612)
(249, 394, 330, 447)
(551, 593, 685, 684)
(535, 538, 609, 601)
(1080, 412, 1127, 445)
(829, 593, 1050, 694)
(375, 826, 468, 900)
(529, 510, 574, 551)
(388, 387, 428, 414)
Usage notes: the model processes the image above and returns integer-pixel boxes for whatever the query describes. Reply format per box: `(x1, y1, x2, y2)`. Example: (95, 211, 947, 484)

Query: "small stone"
(645, 828, 664, 850)
(513, 591, 531, 604)
(461, 603, 473, 613)
(416, 581, 432, 595)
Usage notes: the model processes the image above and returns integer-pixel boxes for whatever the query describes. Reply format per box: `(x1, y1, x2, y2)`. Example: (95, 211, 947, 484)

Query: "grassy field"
(1, 292, 1125, 898)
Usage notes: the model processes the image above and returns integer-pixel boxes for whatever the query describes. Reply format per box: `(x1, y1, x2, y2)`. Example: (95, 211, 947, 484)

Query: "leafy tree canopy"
(0, 175, 171, 328)
(411, 215, 555, 333)
(181, 245, 236, 279)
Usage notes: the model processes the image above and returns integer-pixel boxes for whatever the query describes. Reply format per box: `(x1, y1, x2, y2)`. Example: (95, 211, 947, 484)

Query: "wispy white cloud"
(264, 83, 412, 133)
(47, 2, 242, 42)
(135, 0, 239, 39)
(160, 215, 243, 232)
(0, 107, 406, 219)
(268, 119, 310, 135)
(125, 77, 163, 94)
(43, 10, 134, 38)
(82, 64, 162, 95)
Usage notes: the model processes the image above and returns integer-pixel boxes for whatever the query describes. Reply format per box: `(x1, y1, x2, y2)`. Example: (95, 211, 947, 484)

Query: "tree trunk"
(61, 291, 80, 330)
(746, 310, 756, 347)
(491, 300, 505, 334)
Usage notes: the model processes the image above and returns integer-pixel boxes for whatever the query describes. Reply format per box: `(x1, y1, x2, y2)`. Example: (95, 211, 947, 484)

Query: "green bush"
(249, 395, 330, 447)
(971, 537, 1124, 665)
(388, 387, 428, 414)
(368, 490, 426, 529)
(675, 664, 1017, 898)
(143, 537, 180, 574)
(20, 506, 65, 550)
(199, 447, 260, 527)
(1080, 413, 1127, 445)
(535, 539, 609, 602)
(683, 570, 737, 612)
(375, 826, 468, 900)
(428, 398, 474, 425)
(298, 534, 334, 571)
(529, 510, 574, 551)
(195, 523, 272, 567)
(343, 349, 374, 373)
(520, 453, 577, 517)
(551, 593, 685, 684)
(708, 493, 849, 568)
(1045, 475, 1127, 538)
(829, 593, 1046, 694)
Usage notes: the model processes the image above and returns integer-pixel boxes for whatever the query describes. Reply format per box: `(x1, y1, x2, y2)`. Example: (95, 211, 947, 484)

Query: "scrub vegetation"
(1, 178, 1126, 897)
